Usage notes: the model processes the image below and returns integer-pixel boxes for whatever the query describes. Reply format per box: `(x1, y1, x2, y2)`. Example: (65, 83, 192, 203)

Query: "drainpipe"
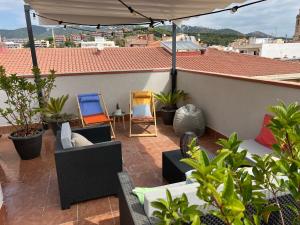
(171, 22, 177, 93)
(24, 4, 43, 107)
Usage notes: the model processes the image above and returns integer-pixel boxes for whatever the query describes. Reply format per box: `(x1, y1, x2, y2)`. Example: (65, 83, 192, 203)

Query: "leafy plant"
(152, 102, 300, 225)
(151, 189, 201, 225)
(182, 148, 247, 225)
(38, 68, 56, 107)
(154, 90, 187, 110)
(267, 102, 300, 223)
(41, 95, 72, 122)
(0, 66, 56, 136)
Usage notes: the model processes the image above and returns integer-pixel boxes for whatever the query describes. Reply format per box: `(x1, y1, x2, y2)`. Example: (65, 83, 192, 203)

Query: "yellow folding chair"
(129, 91, 157, 137)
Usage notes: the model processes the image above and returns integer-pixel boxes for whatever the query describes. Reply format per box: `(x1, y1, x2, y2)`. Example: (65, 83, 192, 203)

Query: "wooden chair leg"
(122, 116, 126, 129)
(129, 120, 132, 137)
(109, 121, 116, 139)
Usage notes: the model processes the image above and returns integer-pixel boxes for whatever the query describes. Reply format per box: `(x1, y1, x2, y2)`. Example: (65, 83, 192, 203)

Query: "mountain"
(0, 25, 96, 39)
(0, 25, 272, 40)
(246, 31, 273, 38)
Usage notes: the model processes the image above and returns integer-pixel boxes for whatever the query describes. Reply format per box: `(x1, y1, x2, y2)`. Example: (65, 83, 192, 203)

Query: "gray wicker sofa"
(118, 172, 299, 225)
(55, 124, 122, 209)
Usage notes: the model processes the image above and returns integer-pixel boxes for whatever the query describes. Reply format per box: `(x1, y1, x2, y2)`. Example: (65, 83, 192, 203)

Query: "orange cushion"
(83, 113, 111, 125)
(255, 114, 277, 148)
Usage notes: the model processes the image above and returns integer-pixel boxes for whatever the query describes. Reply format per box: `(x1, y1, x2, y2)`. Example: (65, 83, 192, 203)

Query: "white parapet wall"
(177, 70, 300, 139)
(0, 71, 171, 126)
(261, 43, 300, 59)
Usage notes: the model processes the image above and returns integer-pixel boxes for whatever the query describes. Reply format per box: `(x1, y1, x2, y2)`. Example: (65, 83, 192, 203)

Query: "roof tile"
(0, 47, 300, 77)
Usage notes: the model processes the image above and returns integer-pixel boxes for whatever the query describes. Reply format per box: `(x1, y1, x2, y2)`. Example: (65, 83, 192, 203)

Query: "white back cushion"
(238, 139, 271, 163)
(61, 122, 73, 149)
(144, 182, 204, 218)
(71, 132, 93, 147)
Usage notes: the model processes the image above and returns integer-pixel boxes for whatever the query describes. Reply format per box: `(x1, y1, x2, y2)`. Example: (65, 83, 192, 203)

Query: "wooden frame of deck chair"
(129, 91, 157, 137)
(77, 93, 116, 138)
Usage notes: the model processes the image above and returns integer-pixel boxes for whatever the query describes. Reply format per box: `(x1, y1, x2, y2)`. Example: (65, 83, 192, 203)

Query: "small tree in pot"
(152, 102, 300, 225)
(41, 94, 73, 135)
(154, 90, 187, 125)
(0, 66, 55, 160)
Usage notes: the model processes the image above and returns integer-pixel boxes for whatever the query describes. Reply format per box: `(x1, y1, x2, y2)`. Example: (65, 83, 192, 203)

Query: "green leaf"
(191, 215, 201, 225)
(261, 203, 280, 223)
(222, 173, 234, 201)
(226, 199, 245, 213)
(211, 150, 231, 166)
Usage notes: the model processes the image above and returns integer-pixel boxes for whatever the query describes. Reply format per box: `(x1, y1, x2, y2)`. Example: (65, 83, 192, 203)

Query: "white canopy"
(24, 0, 246, 25)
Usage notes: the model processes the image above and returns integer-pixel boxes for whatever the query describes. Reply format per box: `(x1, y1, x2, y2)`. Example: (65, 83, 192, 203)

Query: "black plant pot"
(9, 129, 44, 160)
(49, 121, 66, 136)
(180, 132, 198, 158)
(161, 108, 177, 125)
(42, 121, 49, 130)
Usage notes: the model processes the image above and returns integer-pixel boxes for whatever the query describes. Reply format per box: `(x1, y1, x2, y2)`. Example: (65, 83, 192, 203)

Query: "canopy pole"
(24, 5, 38, 68)
(171, 22, 177, 93)
(24, 4, 43, 107)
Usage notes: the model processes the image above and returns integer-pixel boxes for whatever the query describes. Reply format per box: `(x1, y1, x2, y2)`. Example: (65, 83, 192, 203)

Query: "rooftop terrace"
(0, 120, 221, 225)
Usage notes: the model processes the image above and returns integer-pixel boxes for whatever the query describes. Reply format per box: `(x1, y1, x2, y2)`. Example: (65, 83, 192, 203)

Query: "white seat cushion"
(238, 139, 272, 163)
(144, 182, 204, 218)
(61, 122, 73, 149)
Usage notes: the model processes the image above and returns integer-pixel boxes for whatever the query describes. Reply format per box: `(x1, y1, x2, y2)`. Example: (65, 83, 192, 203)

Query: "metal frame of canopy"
(24, 4, 180, 93)
(23, 0, 266, 104)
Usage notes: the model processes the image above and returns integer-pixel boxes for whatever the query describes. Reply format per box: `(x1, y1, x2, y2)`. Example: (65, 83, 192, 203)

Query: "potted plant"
(0, 67, 56, 160)
(39, 69, 56, 130)
(154, 90, 187, 125)
(152, 102, 300, 225)
(41, 95, 73, 135)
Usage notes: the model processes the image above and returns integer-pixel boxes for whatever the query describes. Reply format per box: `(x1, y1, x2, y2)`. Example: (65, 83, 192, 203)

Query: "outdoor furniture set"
(54, 96, 287, 225)
(117, 114, 294, 225)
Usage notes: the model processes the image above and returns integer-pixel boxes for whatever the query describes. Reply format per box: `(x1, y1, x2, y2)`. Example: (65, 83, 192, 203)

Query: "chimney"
(200, 49, 206, 55)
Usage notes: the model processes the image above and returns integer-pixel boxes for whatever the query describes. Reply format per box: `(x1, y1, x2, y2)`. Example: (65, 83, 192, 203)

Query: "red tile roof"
(177, 48, 300, 77)
(0, 47, 171, 75)
(1, 47, 300, 77)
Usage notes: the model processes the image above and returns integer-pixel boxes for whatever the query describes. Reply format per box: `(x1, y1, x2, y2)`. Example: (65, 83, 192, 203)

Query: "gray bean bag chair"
(173, 104, 205, 136)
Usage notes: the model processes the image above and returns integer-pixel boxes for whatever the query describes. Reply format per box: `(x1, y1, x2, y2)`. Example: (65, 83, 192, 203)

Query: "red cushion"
(255, 114, 276, 148)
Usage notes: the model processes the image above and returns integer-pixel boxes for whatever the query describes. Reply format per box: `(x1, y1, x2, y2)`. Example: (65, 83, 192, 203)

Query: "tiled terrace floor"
(0, 119, 222, 225)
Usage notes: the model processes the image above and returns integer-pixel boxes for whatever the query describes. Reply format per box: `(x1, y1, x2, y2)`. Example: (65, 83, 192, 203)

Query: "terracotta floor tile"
(78, 198, 111, 220)
(40, 204, 78, 225)
(0, 119, 221, 225)
(78, 212, 115, 225)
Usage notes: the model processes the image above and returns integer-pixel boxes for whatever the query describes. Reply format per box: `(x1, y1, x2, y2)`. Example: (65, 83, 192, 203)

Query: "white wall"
(0, 71, 170, 126)
(261, 43, 300, 59)
(178, 70, 300, 139)
(52, 72, 170, 115)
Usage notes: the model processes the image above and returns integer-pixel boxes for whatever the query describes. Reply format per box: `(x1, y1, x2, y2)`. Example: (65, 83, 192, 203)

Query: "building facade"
(54, 35, 66, 47)
(293, 9, 300, 42)
(80, 36, 117, 49)
(34, 40, 50, 48)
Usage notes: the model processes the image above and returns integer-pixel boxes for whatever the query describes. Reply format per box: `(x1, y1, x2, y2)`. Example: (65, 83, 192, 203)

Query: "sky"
(0, 0, 299, 37)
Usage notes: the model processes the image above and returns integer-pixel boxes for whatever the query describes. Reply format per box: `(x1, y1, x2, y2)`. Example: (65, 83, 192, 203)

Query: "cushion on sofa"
(238, 139, 272, 163)
(132, 187, 157, 205)
(143, 182, 203, 218)
(61, 122, 73, 149)
(71, 132, 93, 147)
(255, 114, 276, 148)
(133, 182, 186, 206)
